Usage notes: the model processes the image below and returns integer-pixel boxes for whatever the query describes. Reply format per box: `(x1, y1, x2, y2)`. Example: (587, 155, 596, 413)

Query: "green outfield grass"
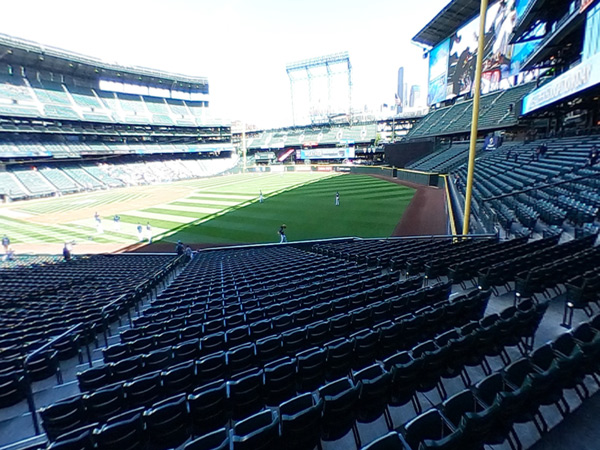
(0, 172, 415, 247)
(162, 174, 415, 244)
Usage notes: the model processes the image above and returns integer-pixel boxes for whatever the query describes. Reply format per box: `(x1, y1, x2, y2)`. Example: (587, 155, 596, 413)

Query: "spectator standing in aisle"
(176, 240, 185, 255)
(2, 247, 15, 262)
(63, 243, 72, 262)
(588, 146, 599, 166)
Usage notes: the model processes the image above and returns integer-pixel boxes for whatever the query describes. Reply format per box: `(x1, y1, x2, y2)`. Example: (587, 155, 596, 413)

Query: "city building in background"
(396, 66, 405, 113)
(409, 85, 421, 108)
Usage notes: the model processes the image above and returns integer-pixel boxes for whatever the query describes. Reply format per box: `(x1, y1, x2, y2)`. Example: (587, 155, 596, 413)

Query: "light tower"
(286, 52, 352, 126)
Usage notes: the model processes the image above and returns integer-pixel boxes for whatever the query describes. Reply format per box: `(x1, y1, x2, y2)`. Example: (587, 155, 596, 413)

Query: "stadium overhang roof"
(412, 0, 481, 48)
(0, 33, 208, 90)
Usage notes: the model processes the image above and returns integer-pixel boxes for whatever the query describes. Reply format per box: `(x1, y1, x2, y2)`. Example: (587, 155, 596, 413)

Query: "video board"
(427, 0, 542, 105)
(427, 39, 450, 105)
(583, 2, 600, 60)
(522, 2, 600, 115)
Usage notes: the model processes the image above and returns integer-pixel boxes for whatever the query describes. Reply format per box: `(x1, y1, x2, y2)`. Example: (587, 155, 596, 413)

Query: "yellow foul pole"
(462, 0, 489, 235)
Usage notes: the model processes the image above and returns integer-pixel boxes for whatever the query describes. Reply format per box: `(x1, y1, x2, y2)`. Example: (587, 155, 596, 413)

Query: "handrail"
(100, 293, 131, 347)
(193, 234, 497, 255)
(100, 255, 185, 346)
(23, 323, 88, 435)
(482, 171, 600, 203)
(442, 175, 458, 237)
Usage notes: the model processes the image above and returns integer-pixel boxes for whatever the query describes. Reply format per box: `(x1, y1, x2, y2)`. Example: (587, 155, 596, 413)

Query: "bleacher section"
(11, 170, 56, 197)
(0, 72, 213, 128)
(406, 142, 472, 173)
(0, 73, 41, 118)
(39, 168, 81, 194)
(2, 155, 239, 200)
(451, 136, 600, 235)
(0, 172, 28, 199)
(0, 135, 234, 159)
(405, 83, 535, 140)
(247, 123, 378, 150)
(1, 235, 599, 450)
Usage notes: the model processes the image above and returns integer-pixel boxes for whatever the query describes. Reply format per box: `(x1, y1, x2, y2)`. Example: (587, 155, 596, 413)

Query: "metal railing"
(23, 323, 91, 435)
(100, 255, 186, 346)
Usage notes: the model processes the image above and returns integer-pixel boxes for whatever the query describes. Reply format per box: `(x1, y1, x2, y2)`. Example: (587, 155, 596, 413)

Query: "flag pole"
(462, 0, 489, 235)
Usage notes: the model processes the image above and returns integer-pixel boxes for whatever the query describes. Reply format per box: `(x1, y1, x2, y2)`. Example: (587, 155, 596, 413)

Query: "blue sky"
(0, 0, 449, 127)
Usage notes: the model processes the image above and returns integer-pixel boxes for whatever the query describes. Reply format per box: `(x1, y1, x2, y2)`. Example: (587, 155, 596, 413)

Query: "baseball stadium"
(1, 0, 600, 449)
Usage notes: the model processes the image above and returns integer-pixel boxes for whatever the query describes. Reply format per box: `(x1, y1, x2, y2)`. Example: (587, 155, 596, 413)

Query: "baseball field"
(0, 172, 416, 253)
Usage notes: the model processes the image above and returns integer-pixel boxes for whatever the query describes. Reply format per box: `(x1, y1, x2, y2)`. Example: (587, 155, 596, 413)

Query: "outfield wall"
(246, 164, 440, 187)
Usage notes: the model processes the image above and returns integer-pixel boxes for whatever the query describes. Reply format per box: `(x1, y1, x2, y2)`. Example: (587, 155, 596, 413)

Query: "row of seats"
(451, 135, 600, 234)
(0, 255, 181, 408)
(38, 295, 540, 450)
(2, 155, 238, 200)
(478, 234, 596, 294)
(0, 71, 209, 127)
(365, 312, 600, 450)
(515, 245, 600, 303)
(404, 83, 534, 142)
(80, 279, 458, 392)
(246, 123, 377, 150)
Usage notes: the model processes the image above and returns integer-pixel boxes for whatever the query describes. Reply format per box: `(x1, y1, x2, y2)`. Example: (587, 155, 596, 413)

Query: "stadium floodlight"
(286, 52, 352, 126)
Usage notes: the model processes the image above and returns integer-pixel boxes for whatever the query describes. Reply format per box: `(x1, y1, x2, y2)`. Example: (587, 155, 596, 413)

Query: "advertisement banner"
(522, 51, 600, 114)
(297, 148, 355, 160)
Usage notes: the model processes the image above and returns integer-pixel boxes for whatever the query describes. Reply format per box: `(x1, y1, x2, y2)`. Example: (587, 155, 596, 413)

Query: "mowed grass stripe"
(164, 174, 414, 244)
(143, 208, 212, 219)
(14, 192, 147, 215)
(187, 193, 254, 200)
(169, 201, 224, 211)
(188, 173, 335, 196)
(0, 222, 49, 243)
(126, 210, 196, 223)
(168, 201, 235, 211)
(117, 214, 185, 231)
(0, 216, 105, 243)
(61, 223, 134, 243)
(2, 172, 343, 245)
(154, 204, 221, 214)
(175, 198, 240, 207)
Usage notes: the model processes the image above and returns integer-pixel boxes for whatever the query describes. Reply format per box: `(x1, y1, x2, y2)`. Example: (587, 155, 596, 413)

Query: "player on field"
(278, 224, 287, 243)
